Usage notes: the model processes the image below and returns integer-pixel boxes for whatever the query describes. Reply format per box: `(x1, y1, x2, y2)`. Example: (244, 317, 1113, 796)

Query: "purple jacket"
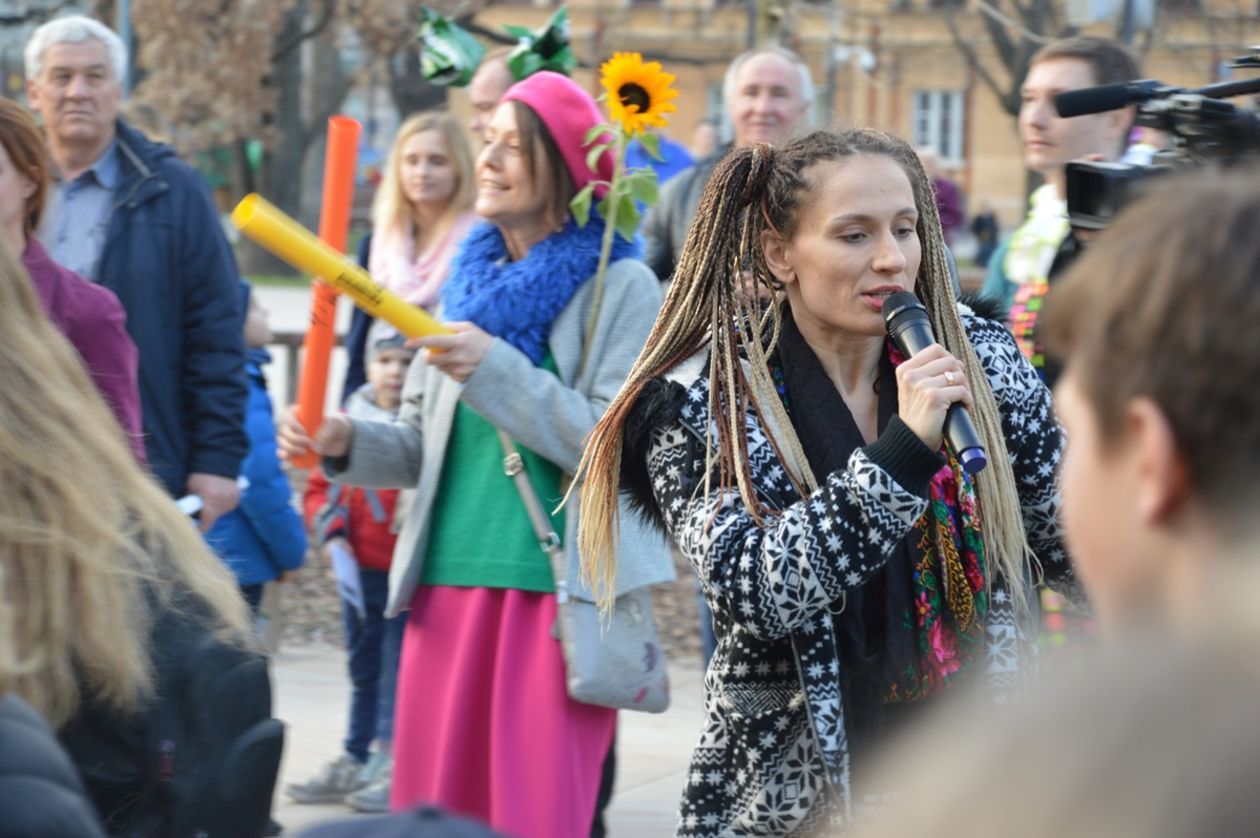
(933, 176, 965, 244)
(23, 238, 146, 461)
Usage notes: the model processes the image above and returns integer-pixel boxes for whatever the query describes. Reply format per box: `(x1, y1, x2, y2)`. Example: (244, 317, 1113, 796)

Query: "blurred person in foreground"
(1042, 168, 1260, 634)
(0, 566, 106, 838)
(856, 168, 1260, 838)
(578, 128, 1068, 835)
(0, 234, 274, 834)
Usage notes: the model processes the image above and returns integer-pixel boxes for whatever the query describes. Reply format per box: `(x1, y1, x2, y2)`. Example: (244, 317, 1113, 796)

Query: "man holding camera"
(980, 36, 1140, 383)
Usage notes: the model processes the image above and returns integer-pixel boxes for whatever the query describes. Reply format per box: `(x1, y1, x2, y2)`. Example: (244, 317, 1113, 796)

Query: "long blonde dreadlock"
(577, 129, 1037, 624)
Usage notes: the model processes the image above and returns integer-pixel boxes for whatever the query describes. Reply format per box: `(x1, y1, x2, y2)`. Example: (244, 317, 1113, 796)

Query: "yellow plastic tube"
(231, 193, 452, 339)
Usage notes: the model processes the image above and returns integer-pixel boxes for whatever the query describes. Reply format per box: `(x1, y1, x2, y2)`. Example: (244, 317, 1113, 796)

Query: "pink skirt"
(390, 585, 617, 838)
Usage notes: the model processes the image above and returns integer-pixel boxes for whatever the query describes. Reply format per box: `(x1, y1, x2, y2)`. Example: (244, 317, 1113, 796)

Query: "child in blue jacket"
(207, 284, 307, 612)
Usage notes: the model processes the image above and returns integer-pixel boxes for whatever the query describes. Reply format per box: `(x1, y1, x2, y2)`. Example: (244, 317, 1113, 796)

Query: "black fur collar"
(619, 377, 689, 533)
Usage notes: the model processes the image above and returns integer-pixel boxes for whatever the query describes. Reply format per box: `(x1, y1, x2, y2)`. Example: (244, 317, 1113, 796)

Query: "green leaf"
(638, 131, 663, 162)
(584, 123, 610, 146)
(508, 51, 544, 82)
(614, 193, 641, 242)
(625, 171, 660, 207)
(596, 192, 613, 222)
(570, 184, 595, 228)
(585, 142, 609, 174)
(503, 24, 532, 39)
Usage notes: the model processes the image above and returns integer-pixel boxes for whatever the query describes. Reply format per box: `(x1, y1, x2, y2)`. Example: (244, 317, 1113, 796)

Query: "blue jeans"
(342, 568, 406, 762)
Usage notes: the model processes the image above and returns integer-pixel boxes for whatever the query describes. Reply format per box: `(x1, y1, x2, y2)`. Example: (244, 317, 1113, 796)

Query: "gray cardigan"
(325, 257, 675, 617)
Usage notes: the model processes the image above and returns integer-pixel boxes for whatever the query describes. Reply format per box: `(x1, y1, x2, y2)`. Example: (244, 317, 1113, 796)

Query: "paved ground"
(271, 643, 704, 837)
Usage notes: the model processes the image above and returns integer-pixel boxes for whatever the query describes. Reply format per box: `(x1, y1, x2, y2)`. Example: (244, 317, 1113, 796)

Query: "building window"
(911, 89, 965, 167)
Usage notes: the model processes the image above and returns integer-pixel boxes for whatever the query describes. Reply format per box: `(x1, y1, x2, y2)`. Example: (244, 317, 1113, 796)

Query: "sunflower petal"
(599, 50, 680, 136)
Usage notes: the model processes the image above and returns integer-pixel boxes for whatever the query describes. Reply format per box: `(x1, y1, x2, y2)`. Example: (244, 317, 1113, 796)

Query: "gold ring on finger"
(944, 370, 956, 386)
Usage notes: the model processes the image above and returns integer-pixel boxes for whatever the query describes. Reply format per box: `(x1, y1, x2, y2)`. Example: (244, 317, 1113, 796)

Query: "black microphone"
(1053, 79, 1167, 118)
(882, 292, 988, 475)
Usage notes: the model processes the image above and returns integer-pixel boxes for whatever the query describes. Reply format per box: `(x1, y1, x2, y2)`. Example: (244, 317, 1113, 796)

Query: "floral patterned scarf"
(883, 347, 988, 703)
(771, 305, 987, 761)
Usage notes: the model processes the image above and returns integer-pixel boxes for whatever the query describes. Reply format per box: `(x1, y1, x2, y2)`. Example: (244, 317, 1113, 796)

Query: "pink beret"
(501, 71, 614, 200)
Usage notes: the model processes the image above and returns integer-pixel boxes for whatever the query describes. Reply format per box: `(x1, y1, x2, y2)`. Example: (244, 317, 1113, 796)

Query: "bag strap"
(496, 429, 570, 603)
(499, 261, 605, 600)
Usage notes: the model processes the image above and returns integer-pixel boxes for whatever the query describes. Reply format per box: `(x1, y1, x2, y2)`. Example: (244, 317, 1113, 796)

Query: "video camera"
(1055, 47, 1260, 229)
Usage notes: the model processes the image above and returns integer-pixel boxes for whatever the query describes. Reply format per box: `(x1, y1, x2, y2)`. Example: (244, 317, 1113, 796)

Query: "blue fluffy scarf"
(440, 216, 641, 365)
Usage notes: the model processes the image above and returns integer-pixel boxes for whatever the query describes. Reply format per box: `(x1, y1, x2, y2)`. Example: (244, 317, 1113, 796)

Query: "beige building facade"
(471, 0, 1260, 229)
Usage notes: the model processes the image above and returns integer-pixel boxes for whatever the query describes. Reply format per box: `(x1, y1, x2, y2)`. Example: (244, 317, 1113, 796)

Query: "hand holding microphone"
(882, 292, 988, 474)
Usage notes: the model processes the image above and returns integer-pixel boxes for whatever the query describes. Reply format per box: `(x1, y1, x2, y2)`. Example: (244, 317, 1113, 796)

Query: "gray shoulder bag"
(493, 261, 669, 712)
(495, 434, 669, 713)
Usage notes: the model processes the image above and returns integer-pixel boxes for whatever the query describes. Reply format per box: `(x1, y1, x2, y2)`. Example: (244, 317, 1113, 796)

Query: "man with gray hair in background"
(643, 46, 814, 284)
(641, 46, 814, 671)
(24, 15, 247, 529)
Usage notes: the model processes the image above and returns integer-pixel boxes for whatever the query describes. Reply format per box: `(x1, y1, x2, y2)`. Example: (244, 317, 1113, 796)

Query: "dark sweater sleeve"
(340, 234, 374, 404)
(644, 410, 932, 642)
(176, 164, 249, 481)
(862, 416, 946, 499)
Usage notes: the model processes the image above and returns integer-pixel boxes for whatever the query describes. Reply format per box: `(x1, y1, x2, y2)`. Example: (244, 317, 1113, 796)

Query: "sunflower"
(600, 52, 679, 136)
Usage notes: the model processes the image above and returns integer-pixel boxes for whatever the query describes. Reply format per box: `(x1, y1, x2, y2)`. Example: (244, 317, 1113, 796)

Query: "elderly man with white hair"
(642, 46, 814, 285)
(24, 15, 247, 529)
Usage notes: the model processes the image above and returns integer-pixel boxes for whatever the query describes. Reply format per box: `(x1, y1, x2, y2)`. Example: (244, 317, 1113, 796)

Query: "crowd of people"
(1, 9, 1258, 838)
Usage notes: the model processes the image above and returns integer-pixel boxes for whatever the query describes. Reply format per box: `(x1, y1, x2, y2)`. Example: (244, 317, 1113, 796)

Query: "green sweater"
(419, 360, 564, 592)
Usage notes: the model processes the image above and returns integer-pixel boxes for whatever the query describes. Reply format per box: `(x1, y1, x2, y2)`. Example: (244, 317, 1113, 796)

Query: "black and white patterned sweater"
(622, 308, 1067, 836)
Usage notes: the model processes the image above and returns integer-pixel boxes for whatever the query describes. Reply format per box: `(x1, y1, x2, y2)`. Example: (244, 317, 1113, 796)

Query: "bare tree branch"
(273, 0, 337, 63)
(460, 18, 518, 46)
(946, 10, 1014, 112)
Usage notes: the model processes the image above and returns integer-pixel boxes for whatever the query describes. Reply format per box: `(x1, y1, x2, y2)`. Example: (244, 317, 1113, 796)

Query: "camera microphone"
(882, 292, 988, 475)
(1053, 79, 1167, 117)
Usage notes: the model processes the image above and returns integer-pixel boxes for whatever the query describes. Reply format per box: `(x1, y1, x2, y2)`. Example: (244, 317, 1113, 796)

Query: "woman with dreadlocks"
(577, 129, 1069, 835)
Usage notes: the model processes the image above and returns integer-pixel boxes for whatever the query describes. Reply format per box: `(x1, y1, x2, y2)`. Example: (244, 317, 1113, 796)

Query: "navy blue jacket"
(340, 233, 374, 402)
(207, 350, 307, 586)
(98, 120, 248, 496)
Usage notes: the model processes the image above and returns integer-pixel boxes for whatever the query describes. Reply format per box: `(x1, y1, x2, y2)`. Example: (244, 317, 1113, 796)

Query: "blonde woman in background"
(342, 112, 477, 397)
(0, 236, 274, 835)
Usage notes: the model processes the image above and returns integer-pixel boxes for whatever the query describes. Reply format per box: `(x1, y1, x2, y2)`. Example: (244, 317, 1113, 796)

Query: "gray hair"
(25, 15, 127, 87)
(722, 46, 815, 115)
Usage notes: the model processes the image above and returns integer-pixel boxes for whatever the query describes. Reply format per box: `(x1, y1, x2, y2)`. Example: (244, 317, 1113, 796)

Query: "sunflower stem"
(583, 128, 624, 365)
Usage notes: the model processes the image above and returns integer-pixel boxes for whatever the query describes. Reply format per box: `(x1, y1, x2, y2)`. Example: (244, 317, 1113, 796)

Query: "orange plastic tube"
(291, 116, 360, 468)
